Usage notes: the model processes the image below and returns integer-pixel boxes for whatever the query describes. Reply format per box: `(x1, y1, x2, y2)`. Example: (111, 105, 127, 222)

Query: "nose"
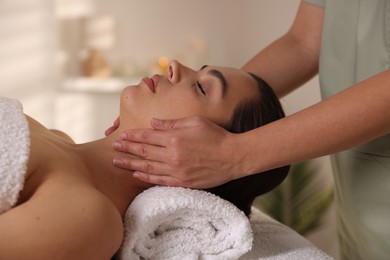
(167, 59, 195, 84)
(167, 59, 180, 84)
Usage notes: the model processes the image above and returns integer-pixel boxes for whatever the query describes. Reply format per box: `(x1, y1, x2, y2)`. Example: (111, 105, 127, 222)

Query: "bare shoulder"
(0, 181, 123, 260)
(25, 114, 75, 144)
(49, 129, 76, 144)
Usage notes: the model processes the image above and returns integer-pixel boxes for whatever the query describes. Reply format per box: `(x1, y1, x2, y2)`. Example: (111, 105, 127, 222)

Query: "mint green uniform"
(304, 1, 390, 259)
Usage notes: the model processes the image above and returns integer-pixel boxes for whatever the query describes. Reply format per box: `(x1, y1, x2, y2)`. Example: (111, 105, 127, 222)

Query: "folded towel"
(118, 186, 253, 260)
(0, 96, 30, 214)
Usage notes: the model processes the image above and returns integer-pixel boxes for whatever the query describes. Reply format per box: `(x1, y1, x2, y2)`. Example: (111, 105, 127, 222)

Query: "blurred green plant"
(253, 160, 334, 236)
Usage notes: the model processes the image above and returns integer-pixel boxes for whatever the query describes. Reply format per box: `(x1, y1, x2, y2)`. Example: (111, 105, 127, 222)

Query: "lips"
(143, 74, 160, 93)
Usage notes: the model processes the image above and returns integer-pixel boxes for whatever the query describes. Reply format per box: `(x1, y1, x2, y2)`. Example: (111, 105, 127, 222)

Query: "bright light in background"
(158, 56, 169, 74)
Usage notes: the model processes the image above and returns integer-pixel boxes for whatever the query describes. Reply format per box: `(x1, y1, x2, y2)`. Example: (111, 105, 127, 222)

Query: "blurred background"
(0, 0, 338, 258)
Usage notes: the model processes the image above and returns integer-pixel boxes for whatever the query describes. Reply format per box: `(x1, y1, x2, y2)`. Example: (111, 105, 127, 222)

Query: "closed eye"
(196, 81, 206, 95)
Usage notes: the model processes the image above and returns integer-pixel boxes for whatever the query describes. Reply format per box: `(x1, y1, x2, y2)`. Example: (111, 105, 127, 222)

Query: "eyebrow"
(200, 65, 228, 96)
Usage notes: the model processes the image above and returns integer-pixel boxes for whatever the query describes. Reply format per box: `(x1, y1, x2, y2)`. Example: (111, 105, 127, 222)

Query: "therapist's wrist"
(231, 131, 266, 179)
(223, 132, 252, 181)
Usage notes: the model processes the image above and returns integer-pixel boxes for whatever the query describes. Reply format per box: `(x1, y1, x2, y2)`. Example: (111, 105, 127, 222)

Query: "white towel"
(118, 186, 253, 260)
(240, 208, 333, 260)
(0, 96, 30, 214)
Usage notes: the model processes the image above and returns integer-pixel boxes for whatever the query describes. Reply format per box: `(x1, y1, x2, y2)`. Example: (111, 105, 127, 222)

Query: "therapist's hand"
(105, 117, 120, 136)
(112, 116, 241, 188)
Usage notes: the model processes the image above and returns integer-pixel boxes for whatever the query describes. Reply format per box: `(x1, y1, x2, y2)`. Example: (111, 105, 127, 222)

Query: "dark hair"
(205, 73, 290, 216)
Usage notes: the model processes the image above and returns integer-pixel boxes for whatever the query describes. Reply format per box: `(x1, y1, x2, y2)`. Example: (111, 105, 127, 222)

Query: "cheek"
(152, 99, 198, 119)
(119, 87, 188, 126)
(119, 87, 228, 126)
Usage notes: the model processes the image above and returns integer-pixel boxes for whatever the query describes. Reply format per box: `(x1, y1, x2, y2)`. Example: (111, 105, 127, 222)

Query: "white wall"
(0, 0, 57, 127)
(90, 0, 325, 118)
(91, 0, 302, 70)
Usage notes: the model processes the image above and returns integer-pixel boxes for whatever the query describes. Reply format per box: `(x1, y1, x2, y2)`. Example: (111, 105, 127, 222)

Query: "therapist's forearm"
(242, 2, 324, 97)
(242, 34, 318, 98)
(234, 70, 390, 177)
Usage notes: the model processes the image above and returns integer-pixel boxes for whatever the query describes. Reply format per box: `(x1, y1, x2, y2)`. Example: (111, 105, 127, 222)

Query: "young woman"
(0, 60, 288, 259)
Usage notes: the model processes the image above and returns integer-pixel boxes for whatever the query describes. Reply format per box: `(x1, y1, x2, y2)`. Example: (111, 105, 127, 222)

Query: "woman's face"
(119, 60, 260, 129)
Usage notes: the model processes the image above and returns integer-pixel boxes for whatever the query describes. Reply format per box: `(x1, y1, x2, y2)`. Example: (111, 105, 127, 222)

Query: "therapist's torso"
(304, 0, 390, 259)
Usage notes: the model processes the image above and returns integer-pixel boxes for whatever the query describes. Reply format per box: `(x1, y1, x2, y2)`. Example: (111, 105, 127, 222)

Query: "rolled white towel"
(0, 96, 29, 214)
(118, 186, 253, 260)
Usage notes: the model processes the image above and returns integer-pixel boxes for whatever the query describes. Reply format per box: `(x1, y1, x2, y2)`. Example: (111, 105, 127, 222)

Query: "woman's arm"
(0, 182, 123, 259)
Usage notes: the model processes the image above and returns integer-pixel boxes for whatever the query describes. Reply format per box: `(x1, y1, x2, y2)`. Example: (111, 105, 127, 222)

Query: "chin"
(119, 113, 152, 131)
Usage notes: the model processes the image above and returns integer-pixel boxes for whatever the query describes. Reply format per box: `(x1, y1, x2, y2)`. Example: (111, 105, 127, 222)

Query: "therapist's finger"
(151, 116, 208, 131)
(120, 116, 209, 146)
(120, 128, 168, 147)
(105, 117, 120, 136)
(113, 139, 166, 160)
(113, 156, 170, 177)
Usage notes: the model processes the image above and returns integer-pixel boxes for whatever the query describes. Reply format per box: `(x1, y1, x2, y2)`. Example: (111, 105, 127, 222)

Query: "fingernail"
(152, 118, 161, 127)
(113, 142, 121, 149)
(113, 158, 123, 167)
(120, 133, 127, 139)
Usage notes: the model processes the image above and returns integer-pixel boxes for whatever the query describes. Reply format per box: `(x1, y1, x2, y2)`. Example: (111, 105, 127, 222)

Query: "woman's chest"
(19, 130, 90, 205)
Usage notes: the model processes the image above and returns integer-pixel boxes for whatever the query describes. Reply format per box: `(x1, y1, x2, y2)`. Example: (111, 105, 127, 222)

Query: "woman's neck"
(75, 130, 153, 217)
